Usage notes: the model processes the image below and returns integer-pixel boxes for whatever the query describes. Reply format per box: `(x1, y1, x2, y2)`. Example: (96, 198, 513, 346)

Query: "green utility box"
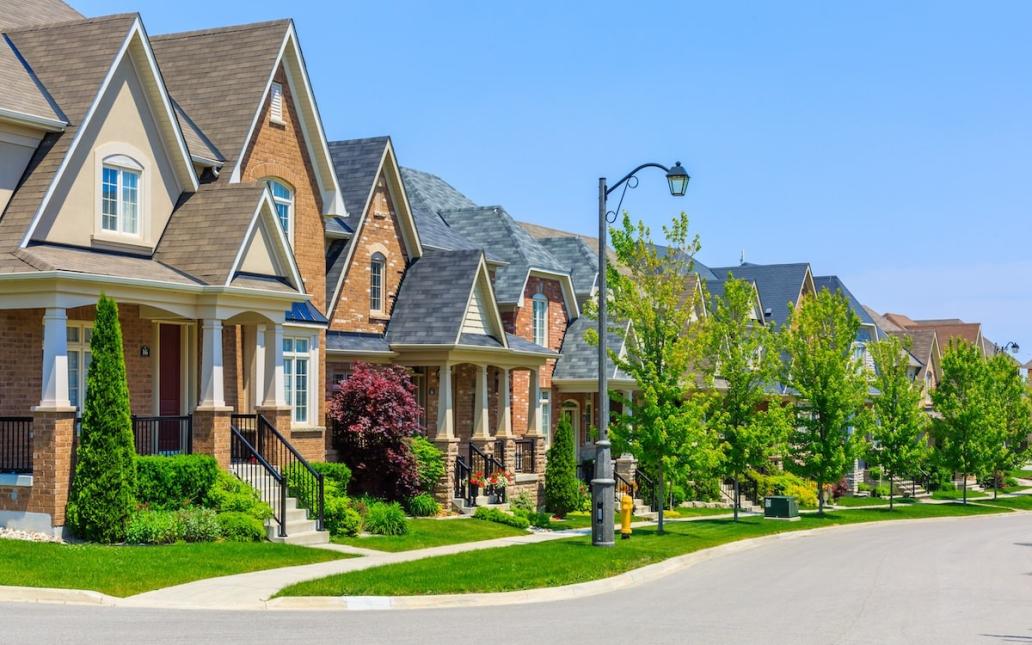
(764, 496, 799, 520)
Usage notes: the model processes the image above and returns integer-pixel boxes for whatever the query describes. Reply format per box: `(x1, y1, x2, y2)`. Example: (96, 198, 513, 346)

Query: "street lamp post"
(593, 161, 690, 547)
(998, 341, 1020, 354)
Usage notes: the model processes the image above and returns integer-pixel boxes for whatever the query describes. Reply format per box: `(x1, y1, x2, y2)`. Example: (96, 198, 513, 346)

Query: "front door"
(158, 325, 182, 452)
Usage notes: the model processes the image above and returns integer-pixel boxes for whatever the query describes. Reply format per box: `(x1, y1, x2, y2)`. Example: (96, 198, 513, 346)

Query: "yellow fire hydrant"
(620, 494, 634, 539)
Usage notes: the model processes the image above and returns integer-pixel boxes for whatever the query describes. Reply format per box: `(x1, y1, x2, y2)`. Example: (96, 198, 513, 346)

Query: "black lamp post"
(593, 161, 690, 547)
(998, 341, 1020, 354)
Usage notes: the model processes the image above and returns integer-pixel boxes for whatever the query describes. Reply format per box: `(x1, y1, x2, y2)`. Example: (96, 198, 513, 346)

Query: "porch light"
(665, 162, 690, 197)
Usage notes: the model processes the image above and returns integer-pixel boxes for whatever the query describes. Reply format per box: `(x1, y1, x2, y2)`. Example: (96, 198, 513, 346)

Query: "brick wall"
(0, 309, 42, 416)
(329, 174, 409, 334)
(68, 305, 153, 415)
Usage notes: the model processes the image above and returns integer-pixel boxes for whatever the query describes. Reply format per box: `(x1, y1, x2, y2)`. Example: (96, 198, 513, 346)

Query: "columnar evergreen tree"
(985, 353, 1032, 498)
(544, 416, 580, 517)
(700, 275, 790, 520)
(931, 341, 997, 504)
(783, 288, 870, 514)
(867, 335, 928, 509)
(66, 295, 137, 543)
(591, 213, 719, 533)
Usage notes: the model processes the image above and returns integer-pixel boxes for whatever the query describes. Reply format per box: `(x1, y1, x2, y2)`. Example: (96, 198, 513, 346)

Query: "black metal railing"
(230, 422, 287, 537)
(494, 438, 507, 467)
(229, 414, 324, 535)
(0, 417, 32, 474)
(132, 415, 192, 456)
(635, 468, 655, 511)
(614, 470, 636, 500)
(468, 443, 508, 504)
(455, 455, 472, 507)
(514, 437, 536, 473)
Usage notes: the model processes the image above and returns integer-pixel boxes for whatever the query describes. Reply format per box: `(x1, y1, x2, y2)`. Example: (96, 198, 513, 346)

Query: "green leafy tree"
(783, 288, 870, 514)
(700, 276, 790, 520)
(66, 295, 137, 542)
(544, 416, 581, 517)
(985, 353, 1032, 498)
(590, 213, 719, 533)
(867, 335, 928, 509)
(931, 341, 998, 504)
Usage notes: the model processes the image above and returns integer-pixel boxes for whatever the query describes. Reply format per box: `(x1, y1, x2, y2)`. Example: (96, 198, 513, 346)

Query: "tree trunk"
(994, 471, 999, 500)
(733, 476, 740, 522)
(657, 463, 666, 534)
(817, 478, 824, 514)
(888, 471, 894, 510)
(962, 473, 968, 505)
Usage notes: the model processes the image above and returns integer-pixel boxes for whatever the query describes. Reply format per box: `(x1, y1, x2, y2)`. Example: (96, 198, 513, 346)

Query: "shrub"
(217, 512, 265, 542)
(509, 490, 536, 514)
(126, 510, 183, 545)
(210, 471, 272, 520)
(513, 507, 551, 529)
(544, 417, 581, 518)
(473, 506, 530, 529)
(365, 501, 409, 536)
(312, 461, 352, 493)
(329, 363, 422, 501)
(576, 482, 591, 512)
(176, 507, 221, 542)
(748, 470, 818, 508)
(135, 454, 220, 511)
(857, 482, 872, 493)
(406, 493, 440, 517)
(285, 462, 361, 536)
(324, 497, 362, 537)
(411, 436, 445, 494)
(66, 295, 137, 543)
(867, 466, 883, 481)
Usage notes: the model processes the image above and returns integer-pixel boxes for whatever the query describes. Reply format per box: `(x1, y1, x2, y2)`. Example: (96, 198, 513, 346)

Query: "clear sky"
(80, 1, 1032, 364)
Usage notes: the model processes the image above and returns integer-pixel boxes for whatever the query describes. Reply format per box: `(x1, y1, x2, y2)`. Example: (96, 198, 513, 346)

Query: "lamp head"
(665, 162, 690, 197)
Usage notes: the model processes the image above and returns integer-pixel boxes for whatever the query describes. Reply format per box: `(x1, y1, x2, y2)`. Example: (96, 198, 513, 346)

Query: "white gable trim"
(519, 267, 581, 320)
(454, 254, 508, 348)
(19, 17, 198, 248)
(382, 141, 423, 259)
(228, 23, 346, 217)
(226, 187, 305, 292)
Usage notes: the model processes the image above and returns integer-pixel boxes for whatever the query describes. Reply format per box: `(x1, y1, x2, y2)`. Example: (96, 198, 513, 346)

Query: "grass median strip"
(276, 502, 1007, 598)
(332, 518, 528, 552)
(0, 540, 351, 597)
(979, 494, 1032, 510)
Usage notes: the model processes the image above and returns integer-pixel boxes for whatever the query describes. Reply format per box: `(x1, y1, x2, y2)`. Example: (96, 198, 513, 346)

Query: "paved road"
(3, 512, 1030, 645)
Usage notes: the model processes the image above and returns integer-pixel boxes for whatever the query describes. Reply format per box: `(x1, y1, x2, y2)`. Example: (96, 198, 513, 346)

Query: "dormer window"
(532, 293, 548, 347)
(370, 252, 385, 313)
(100, 155, 142, 236)
(266, 179, 294, 240)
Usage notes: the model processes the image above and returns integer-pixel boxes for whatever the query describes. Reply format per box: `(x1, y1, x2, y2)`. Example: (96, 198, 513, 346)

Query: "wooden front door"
(158, 325, 182, 452)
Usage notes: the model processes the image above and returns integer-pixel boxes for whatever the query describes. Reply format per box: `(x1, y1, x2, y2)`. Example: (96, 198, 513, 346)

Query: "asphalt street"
(2, 512, 1030, 645)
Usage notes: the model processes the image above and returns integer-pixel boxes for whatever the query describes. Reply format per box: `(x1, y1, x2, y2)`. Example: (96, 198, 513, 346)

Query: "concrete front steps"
(229, 465, 329, 546)
(451, 497, 509, 516)
(892, 479, 931, 499)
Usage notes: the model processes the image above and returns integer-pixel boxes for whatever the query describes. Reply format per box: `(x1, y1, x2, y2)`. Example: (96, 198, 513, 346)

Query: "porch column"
(496, 368, 513, 438)
(621, 389, 635, 460)
(198, 319, 225, 409)
(435, 363, 454, 440)
(252, 324, 266, 411)
(39, 308, 70, 409)
(526, 368, 543, 437)
(262, 323, 286, 407)
(472, 364, 490, 440)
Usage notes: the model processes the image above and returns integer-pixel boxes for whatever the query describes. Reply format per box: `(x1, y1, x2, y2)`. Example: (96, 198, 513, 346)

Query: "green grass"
(930, 488, 992, 501)
(548, 511, 655, 530)
(831, 496, 916, 508)
(331, 518, 527, 552)
(1008, 469, 1032, 480)
(0, 540, 349, 597)
(979, 494, 1032, 510)
(665, 507, 736, 518)
(276, 502, 1007, 598)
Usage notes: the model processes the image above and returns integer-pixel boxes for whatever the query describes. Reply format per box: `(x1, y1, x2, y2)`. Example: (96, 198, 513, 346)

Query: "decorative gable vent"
(270, 82, 285, 124)
(462, 281, 491, 335)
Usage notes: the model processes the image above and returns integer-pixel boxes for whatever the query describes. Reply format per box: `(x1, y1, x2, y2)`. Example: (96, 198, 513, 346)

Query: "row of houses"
(0, 0, 1021, 535)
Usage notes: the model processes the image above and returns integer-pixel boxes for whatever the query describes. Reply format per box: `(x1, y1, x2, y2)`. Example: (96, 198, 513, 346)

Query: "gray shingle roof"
(537, 236, 597, 297)
(324, 238, 350, 308)
(386, 249, 484, 345)
(439, 206, 568, 305)
(813, 275, 875, 326)
(326, 331, 392, 354)
(553, 316, 631, 381)
(0, 37, 62, 123)
(505, 333, 556, 356)
(458, 333, 501, 348)
(710, 263, 811, 328)
(151, 20, 290, 178)
(17, 243, 200, 285)
(327, 137, 388, 222)
(399, 167, 482, 253)
(0, 0, 82, 31)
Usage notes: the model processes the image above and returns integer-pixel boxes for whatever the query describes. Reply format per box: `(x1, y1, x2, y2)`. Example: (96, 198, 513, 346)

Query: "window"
(101, 158, 141, 236)
(585, 400, 594, 443)
(270, 82, 285, 124)
(540, 390, 551, 444)
(67, 323, 93, 408)
(283, 336, 309, 425)
(370, 253, 385, 313)
(266, 179, 293, 238)
(532, 294, 548, 347)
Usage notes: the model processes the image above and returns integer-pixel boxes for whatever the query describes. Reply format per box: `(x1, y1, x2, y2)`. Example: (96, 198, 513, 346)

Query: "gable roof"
(909, 321, 981, 349)
(0, 0, 82, 31)
(0, 37, 64, 128)
(536, 236, 598, 298)
(710, 262, 812, 328)
(399, 167, 483, 253)
(553, 316, 633, 383)
(813, 275, 876, 330)
(328, 136, 388, 219)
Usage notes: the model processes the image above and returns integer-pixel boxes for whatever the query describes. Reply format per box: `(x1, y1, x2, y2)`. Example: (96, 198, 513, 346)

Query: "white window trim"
(94, 146, 148, 245)
(540, 389, 552, 445)
(532, 293, 548, 347)
(270, 81, 285, 125)
(283, 327, 319, 428)
(264, 178, 294, 246)
(66, 320, 94, 410)
(370, 252, 386, 314)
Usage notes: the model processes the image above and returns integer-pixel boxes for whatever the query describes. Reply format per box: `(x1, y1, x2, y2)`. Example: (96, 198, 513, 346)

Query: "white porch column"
(262, 323, 286, 407)
(198, 319, 225, 409)
(38, 307, 70, 409)
(496, 368, 512, 438)
(252, 324, 267, 411)
(472, 364, 490, 439)
(623, 390, 634, 417)
(435, 363, 454, 440)
(527, 368, 543, 437)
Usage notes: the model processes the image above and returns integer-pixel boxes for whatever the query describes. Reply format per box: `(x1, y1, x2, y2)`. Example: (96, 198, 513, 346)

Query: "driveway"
(2, 512, 1030, 644)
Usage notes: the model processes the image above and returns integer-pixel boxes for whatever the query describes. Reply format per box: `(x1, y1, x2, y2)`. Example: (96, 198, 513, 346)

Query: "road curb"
(0, 585, 116, 606)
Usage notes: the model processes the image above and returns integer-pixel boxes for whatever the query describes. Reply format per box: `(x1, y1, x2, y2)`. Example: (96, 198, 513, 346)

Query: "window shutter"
(270, 82, 284, 123)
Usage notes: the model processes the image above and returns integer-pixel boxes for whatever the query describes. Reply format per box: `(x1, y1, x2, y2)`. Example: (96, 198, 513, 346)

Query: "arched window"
(370, 252, 386, 313)
(532, 293, 548, 347)
(265, 179, 294, 239)
(100, 154, 142, 236)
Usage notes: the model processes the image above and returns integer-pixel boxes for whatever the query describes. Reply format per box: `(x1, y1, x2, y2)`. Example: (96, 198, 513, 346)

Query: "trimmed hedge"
(217, 512, 266, 542)
(411, 436, 445, 494)
(472, 506, 530, 529)
(135, 454, 220, 510)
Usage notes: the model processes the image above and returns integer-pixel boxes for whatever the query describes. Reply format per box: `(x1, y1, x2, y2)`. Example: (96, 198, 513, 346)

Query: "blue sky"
(81, 1, 1032, 363)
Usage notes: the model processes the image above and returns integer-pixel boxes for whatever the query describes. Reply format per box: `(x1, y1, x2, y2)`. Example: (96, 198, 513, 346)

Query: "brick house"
(0, 4, 345, 535)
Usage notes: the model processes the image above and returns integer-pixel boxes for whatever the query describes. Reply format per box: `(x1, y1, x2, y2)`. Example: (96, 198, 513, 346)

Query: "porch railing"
(454, 455, 472, 507)
(132, 415, 192, 456)
(614, 470, 636, 500)
(468, 443, 507, 504)
(230, 421, 287, 538)
(0, 417, 32, 474)
(514, 437, 536, 473)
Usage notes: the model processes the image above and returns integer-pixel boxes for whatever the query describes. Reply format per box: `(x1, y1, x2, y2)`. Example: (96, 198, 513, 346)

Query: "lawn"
(331, 518, 528, 552)
(1009, 469, 1032, 480)
(276, 502, 1007, 598)
(831, 496, 916, 508)
(548, 511, 656, 530)
(666, 507, 736, 518)
(980, 495, 1032, 510)
(930, 489, 991, 501)
(0, 540, 349, 597)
